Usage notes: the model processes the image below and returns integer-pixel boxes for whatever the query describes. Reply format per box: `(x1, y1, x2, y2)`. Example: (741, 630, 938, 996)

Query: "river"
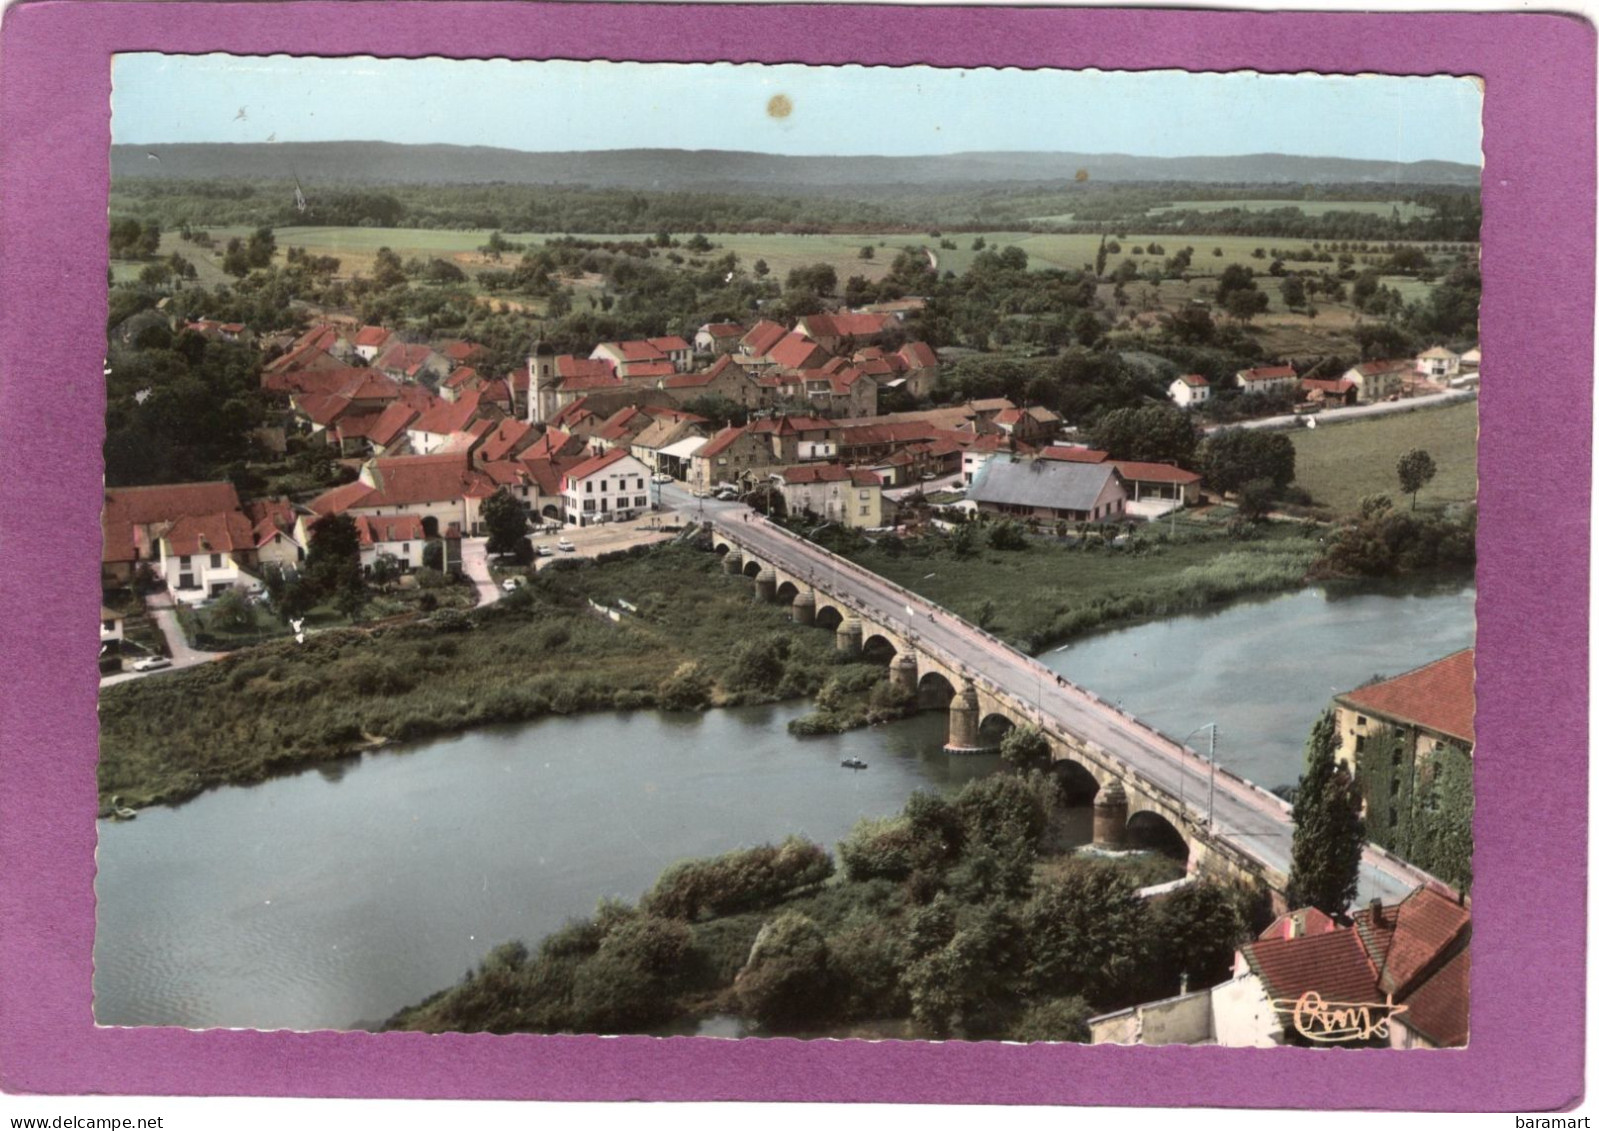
(94, 579, 1473, 1033)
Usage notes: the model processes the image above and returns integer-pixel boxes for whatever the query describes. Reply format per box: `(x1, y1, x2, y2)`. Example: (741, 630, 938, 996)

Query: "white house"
(156, 511, 262, 604)
(1235, 364, 1297, 396)
(775, 464, 884, 528)
(353, 514, 428, 575)
(100, 606, 125, 646)
(1168, 373, 1211, 407)
(1416, 346, 1461, 379)
(560, 448, 653, 528)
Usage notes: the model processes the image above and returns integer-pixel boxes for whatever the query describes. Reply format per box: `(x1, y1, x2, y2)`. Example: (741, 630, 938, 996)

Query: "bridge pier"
(890, 653, 918, 697)
(722, 549, 743, 575)
(944, 681, 983, 753)
(790, 590, 815, 626)
(755, 568, 777, 603)
(1093, 781, 1128, 849)
(835, 619, 862, 657)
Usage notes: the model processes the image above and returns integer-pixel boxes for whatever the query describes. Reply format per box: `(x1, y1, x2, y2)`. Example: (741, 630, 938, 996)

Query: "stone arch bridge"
(712, 520, 1441, 909)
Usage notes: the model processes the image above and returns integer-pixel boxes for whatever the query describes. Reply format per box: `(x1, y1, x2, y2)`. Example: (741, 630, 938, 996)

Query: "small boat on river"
(840, 758, 868, 771)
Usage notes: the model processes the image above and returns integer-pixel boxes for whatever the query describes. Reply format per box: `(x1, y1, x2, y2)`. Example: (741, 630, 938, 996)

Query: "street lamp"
(1179, 722, 1220, 829)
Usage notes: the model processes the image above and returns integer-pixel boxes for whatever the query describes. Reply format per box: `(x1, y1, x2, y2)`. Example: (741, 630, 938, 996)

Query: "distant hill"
(112, 142, 1481, 190)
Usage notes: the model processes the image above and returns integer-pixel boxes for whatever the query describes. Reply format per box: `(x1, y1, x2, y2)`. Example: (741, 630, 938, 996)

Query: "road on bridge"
(709, 510, 1438, 907)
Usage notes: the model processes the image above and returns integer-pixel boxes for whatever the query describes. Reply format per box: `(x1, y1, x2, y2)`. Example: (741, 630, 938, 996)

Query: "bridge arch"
(712, 541, 730, 556)
(742, 559, 763, 578)
(861, 632, 898, 665)
(775, 579, 800, 603)
(542, 503, 562, 519)
(917, 670, 956, 709)
(977, 711, 1017, 747)
(1050, 757, 1101, 804)
(1126, 810, 1190, 863)
(814, 604, 845, 631)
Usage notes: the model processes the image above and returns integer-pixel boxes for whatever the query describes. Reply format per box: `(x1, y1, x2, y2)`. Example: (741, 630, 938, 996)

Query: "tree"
(1287, 710, 1365, 917)
(304, 513, 363, 603)
(1094, 234, 1109, 278)
(1000, 723, 1050, 768)
(1089, 405, 1199, 467)
(752, 258, 770, 277)
(1145, 882, 1249, 994)
(1280, 276, 1307, 311)
(1197, 429, 1295, 495)
(1024, 862, 1149, 1004)
(246, 226, 276, 269)
(221, 238, 251, 278)
(371, 246, 407, 290)
(1236, 478, 1278, 522)
(421, 539, 445, 572)
(858, 245, 875, 260)
(481, 487, 529, 557)
(1396, 448, 1437, 510)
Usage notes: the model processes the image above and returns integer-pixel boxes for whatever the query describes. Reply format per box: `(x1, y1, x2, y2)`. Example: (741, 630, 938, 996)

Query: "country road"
(704, 504, 1442, 906)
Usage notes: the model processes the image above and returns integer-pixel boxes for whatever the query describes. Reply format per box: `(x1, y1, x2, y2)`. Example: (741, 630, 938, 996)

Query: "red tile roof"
(1338, 649, 1475, 745)
(800, 312, 893, 341)
(898, 341, 938, 369)
(696, 425, 751, 460)
(477, 418, 536, 463)
(1244, 922, 1380, 1012)
(1354, 359, 1414, 377)
(162, 510, 258, 557)
(264, 344, 343, 376)
(555, 356, 614, 381)
(767, 333, 832, 371)
(410, 389, 488, 436)
(443, 366, 482, 390)
(308, 453, 496, 515)
(701, 322, 745, 339)
(439, 339, 486, 363)
(1040, 445, 1110, 464)
(649, 336, 692, 353)
(375, 342, 442, 376)
(593, 406, 650, 442)
(1302, 377, 1357, 394)
(622, 360, 676, 379)
(559, 371, 627, 393)
(741, 320, 788, 358)
(103, 481, 243, 562)
(1177, 373, 1209, 387)
(363, 402, 419, 449)
(353, 514, 426, 546)
(781, 462, 853, 485)
(1111, 460, 1201, 485)
(1396, 945, 1469, 1048)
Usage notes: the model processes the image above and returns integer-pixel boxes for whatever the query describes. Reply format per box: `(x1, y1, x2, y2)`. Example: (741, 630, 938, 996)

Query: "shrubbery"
(643, 838, 835, 920)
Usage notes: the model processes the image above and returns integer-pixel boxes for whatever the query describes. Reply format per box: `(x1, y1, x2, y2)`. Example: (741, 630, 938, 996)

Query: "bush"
(988, 520, 1028, 551)
(1023, 861, 1149, 1005)
(999, 723, 1051, 768)
(953, 771, 1057, 853)
(656, 661, 713, 711)
(643, 837, 835, 920)
(1008, 996, 1093, 1043)
(735, 912, 836, 1028)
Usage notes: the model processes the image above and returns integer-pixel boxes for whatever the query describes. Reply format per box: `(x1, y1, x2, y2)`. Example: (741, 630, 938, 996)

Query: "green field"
(1148, 199, 1435, 220)
(1290, 400, 1479, 513)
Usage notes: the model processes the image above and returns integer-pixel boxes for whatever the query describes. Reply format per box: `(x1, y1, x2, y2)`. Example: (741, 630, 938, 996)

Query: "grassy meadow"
(1290, 400, 1479, 513)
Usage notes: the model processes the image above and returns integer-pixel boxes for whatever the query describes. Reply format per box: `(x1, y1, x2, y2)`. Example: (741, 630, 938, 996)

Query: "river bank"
(97, 543, 844, 814)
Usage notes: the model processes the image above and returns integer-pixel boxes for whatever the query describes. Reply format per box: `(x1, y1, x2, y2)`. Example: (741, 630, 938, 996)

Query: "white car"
(534, 544, 555, 558)
(501, 578, 521, 592)
(652, 473, 673, 484)
(132, 656, 172, 672)
(557, 539, 576, 553)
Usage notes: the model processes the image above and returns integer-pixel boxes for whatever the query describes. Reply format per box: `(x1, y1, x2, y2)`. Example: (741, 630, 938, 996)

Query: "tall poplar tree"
(1287, 709, 1366, 917)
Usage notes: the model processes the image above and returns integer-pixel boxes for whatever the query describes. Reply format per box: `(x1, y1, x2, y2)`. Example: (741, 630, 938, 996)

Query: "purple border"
(0, 2, 1590, 1111)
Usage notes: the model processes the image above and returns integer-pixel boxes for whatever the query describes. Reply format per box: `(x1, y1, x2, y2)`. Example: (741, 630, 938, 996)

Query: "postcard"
(0, 1, 1590, 1115)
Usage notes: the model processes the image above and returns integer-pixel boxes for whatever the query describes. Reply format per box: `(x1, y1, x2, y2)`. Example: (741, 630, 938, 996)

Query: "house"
(590, 405, 656, 452)
(591, 337, 694, 376)
(962, 433, 1030, 485)
(1110, 461, 1203, 516)
(102, 481, 244, 588)
(766, 332, 833, 373)
(406, 389, 500, 455)
(1332, 649, 1475, 833)
(795, 311, 895, 354)
(287, 323, 359, 362)
(738, 320, 790, 367)
(100, 607, 125, 646)
(967, 454, 1128, 524)
(1235, 364, 1298, 396)
(560, 448, 653, 528)
(374, 342, 450, 384)
(306, 452, 499, 537)
(630, 414, 709, 474)
(1343, 359, 1412, 403)
(156, 510, 263, 603)
(437, 339, 488, 368)
(1300, 377, 1358, 407)
(1089, 886, 1469, 1050)
(689, 426, 776, 494)
(474, 418, 540, 466)
(775, 464, 883, 528)
(352, 325, 394, 363)
(263, 344, 347, 383)
(989, 405, 1061, 445)
(1168, 373, 1211, 408)
(1459, 346, 1480, 371)
(694, 322, 746, 355)
(352, 514, 429, 575)
(660, 355, 764, 408)
(1416, 346, 1461, 379)
(748, 415, 838, 464)
(524, 344, 626, 423)
(183, 319, 249, 344)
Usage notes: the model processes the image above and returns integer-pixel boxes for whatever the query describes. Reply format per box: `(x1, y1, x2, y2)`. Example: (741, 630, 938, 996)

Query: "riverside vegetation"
(386, 770, 1260, 1040)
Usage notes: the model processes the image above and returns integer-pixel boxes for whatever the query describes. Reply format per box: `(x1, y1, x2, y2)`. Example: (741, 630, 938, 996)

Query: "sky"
(111, 55, 1483, 166)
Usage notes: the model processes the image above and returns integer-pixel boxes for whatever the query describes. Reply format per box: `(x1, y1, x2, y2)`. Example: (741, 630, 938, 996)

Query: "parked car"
(131, 656, 171, 672)
(557, 539, 576, 552)
(534, 544, 554, 558)
(501, 578, 521, 592)
(652, 473, 673, 484)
